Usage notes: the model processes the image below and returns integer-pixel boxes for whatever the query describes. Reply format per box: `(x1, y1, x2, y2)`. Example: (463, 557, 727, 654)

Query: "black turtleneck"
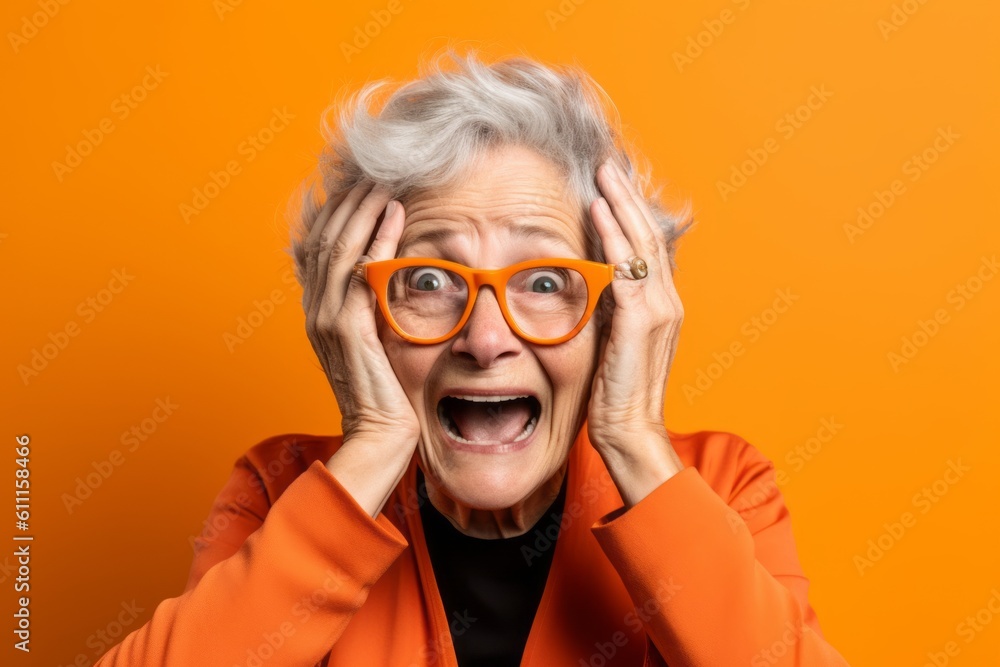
(417, 468, 567, 667)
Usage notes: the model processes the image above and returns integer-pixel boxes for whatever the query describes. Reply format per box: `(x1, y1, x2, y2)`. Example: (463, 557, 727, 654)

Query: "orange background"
(3, 0, 998, 664)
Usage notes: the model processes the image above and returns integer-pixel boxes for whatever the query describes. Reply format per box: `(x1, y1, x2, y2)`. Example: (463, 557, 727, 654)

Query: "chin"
(420, 423, 560, 511)
(438, 472, 538, 511)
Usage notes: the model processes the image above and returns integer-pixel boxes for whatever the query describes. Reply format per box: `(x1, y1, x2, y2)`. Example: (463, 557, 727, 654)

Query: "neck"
(419, 463, 568, 539)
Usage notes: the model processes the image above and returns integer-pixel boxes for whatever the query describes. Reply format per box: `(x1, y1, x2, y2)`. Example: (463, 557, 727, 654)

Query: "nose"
(450, 286, 523, 367)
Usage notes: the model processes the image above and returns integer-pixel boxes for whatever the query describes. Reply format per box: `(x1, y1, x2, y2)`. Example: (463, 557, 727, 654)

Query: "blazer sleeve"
(590, 439, 850, 666)
(94, 459, 409, 666)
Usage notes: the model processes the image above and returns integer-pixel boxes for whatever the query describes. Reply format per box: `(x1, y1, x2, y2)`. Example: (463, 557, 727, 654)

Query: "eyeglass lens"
(386, 265, 590, 340)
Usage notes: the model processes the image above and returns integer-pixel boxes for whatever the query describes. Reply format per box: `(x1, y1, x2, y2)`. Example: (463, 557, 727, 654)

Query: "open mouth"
(437, 394, 541, 446)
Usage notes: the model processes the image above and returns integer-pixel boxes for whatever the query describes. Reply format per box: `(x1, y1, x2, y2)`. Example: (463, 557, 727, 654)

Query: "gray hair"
(289, 50, 690, 284)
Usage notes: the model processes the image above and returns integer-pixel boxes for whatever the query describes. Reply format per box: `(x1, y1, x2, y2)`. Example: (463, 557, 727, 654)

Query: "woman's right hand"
(301, 183, 420, 513)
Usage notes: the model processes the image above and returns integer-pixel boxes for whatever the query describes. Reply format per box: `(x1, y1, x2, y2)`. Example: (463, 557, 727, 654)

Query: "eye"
(527, 270, 565, 293)
(407, 267, 449, 291)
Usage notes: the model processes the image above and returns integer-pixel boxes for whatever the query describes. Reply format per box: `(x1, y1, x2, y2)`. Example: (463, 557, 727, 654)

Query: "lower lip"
(436, 412, 540, 455)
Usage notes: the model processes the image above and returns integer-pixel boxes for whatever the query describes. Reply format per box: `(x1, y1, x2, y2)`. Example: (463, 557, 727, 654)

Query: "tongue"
(449, 398, 533, 443)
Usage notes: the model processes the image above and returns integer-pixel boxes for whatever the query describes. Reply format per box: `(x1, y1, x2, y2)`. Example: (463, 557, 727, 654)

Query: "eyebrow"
(398, 221, 579, 254)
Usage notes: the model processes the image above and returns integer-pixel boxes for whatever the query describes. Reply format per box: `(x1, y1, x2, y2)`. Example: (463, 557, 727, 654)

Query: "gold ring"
(629, 257, 648, 279)
(614, 256, 649, 280)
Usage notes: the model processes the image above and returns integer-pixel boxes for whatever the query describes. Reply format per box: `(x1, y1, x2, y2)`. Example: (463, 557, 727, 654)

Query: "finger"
(590, 196, 634, 274)
(314, 184, 390, 312)
(306, 182, 374, 315)
(324, 184, 391, 265)
(322, 186, 393, 312)
(342, 200, 406, 317)
(593, 188, 683, 328)
(305, 188, 348, 255)
(302, 195, 339, 309)
(365, 200, 406, 261)
(313, 182, 377, 281)
(603, 161, 682, 308)
(609, 159, 669, 250)
(596, 159, 659, 260)
(304, 185, 366, 281)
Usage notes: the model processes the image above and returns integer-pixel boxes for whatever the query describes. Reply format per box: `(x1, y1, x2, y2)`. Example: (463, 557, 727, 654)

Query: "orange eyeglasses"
(353, 257, 618, 345)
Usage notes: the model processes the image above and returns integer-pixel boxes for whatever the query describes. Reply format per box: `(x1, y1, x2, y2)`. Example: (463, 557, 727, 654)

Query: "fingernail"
(385, 200, 397, 218)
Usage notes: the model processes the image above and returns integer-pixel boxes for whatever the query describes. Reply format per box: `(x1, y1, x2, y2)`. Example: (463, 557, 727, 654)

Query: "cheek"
(377, 321, 428, 395)
(539, 327, 601, 399)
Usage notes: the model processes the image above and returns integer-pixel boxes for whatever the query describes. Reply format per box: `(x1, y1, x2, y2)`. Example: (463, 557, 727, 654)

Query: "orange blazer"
(96, 426, 851, 666)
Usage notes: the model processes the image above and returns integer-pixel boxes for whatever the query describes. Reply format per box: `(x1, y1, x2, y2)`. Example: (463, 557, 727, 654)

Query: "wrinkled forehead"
(396, 216, 589, 263)
(396, 147, 592, 262)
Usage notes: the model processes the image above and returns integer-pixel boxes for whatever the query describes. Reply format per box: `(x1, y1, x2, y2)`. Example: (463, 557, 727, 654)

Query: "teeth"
(448, 394, 530, 403)
(513, 415, 538, 442)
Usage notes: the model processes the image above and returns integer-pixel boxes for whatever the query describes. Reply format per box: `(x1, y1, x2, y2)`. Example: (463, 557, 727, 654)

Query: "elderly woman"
(98, 53, 849, 666)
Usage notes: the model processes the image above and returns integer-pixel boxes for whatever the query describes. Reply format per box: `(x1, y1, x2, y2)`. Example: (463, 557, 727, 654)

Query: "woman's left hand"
(586, 157, 686, 505)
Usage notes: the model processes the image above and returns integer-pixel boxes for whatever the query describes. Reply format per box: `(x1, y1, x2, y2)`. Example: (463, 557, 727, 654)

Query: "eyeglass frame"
(353, 257, 618, 345)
